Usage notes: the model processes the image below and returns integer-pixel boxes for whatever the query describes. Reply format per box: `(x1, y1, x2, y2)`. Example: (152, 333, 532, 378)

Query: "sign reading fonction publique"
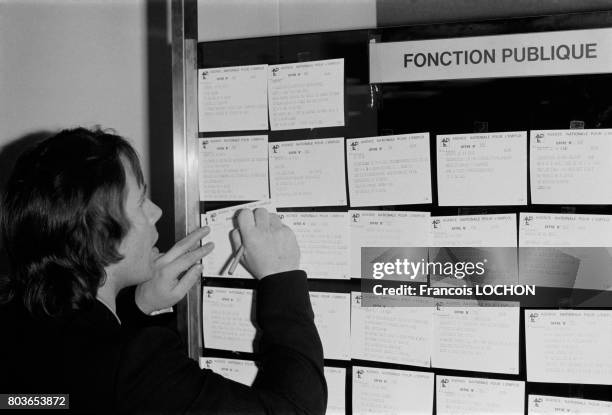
(369, 28, 612, 82)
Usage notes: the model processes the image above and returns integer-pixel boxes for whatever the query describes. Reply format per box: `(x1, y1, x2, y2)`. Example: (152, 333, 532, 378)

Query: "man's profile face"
(108, 159, 162, 287)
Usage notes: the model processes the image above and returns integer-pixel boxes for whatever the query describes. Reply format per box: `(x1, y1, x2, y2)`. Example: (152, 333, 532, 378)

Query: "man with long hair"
(0, 127, 326, 414)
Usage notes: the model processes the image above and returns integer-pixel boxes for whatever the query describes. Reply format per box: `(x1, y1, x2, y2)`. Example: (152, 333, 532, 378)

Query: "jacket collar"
(95, 297, 121, 325)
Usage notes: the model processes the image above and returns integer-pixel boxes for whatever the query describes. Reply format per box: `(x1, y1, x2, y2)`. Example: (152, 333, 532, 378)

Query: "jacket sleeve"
(115, 270, 327, 415)
(116, 285, 175, 329)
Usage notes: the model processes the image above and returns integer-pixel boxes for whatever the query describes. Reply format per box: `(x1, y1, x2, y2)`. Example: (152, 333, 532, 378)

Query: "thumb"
(173, 263, 202, 299)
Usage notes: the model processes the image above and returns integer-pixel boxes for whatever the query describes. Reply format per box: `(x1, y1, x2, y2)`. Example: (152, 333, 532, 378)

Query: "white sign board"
(370, 28, 612, 83)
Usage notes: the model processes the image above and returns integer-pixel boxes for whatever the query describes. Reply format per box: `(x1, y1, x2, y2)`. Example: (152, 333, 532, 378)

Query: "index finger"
(161, 227, 210, 265)
(236, 209, 256, 231)
(164, 242, 214, 278)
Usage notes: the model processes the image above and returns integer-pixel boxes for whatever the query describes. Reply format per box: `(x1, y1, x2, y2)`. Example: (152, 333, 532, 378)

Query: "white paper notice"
(530, 129, 612, 204)
(436, 375, 525, 415)
(351, 292, 433, 367)
(198, 136, 269, 201)
(199, 357, 258, 386)
(520, 213, 612, 247)
(201, 200, 275, 278)
(202, 287, 256, 353)
(198, 64, 268, 132)
(346, 133, 432, 207)
(519, 213, 612, 290)
(529, 395, 612, 415)
(432, 299, 520, 374)
(352, 366, 434, 415)
(268, 59, 344, 130)
(349, 210, 431, 278)
(525, 309, 612, 385)
(310, 292, 351, 360)
(279, 212, 349, 279)
(436, 132, 527, 206)
(269, 138, 346, 207)
(324, 367, 346, 415)
(430, 214, 518, 287)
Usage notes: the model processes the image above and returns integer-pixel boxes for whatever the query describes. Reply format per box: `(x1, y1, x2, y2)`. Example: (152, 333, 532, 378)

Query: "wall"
(0, 0, 176, 279)
(0, 0, 148, 178)
(198, 0, 612, 42)
(197, 0, 377, 41)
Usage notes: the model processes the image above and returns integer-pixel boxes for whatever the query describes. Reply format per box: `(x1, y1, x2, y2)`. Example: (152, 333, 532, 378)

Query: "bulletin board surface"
(197, 11, 612, 413)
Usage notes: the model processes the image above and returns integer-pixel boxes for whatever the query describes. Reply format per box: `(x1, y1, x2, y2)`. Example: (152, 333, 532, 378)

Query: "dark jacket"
(0, 271, 327, 414)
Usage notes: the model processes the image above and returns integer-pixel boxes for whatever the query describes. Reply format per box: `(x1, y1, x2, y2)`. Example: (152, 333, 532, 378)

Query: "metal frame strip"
(172, 0, 200, 360)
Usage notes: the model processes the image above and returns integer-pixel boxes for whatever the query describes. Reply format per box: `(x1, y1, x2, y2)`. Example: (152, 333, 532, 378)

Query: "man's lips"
(151, 232, 162, 260)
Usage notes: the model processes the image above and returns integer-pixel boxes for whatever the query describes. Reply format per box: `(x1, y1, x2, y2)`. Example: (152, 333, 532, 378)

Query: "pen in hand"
(227, 245, 244, 275)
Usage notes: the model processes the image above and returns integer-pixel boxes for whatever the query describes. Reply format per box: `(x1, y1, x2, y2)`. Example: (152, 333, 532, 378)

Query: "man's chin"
(152, 247, 162, 261)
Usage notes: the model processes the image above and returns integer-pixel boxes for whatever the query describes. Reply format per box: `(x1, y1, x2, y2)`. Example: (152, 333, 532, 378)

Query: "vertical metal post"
(172, 0, 200, 360)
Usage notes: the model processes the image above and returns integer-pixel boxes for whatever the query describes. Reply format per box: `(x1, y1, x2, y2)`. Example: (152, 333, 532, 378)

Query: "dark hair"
(0, 127, 144, 318)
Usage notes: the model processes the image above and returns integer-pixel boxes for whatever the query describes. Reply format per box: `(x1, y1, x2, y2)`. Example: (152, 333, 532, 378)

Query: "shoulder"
(120, 326, 184, 359)
(115, 327, 209, 414)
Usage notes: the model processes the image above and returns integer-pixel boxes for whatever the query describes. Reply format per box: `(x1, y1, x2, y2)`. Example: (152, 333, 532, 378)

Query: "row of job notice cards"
(202, 200, 612, 292)
(199, 130, 612, 206)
